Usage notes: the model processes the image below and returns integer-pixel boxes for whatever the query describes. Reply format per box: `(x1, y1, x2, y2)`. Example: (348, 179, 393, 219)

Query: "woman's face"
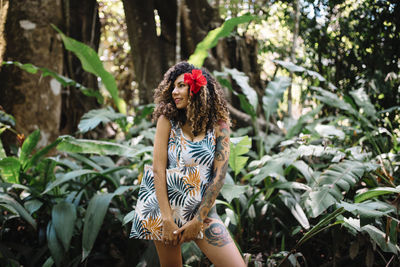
(172, 73, 189, 109)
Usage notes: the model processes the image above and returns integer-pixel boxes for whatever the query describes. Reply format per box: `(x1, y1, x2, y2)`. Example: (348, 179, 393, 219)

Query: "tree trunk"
(0, 0, 64, 148)
(122, 0, 165, 104)
(0, 0, 101, 150)
(59, 0, 101, 135)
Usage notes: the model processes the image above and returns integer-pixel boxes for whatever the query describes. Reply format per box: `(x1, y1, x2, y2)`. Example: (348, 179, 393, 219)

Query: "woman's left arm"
(174, 120, 230, 243)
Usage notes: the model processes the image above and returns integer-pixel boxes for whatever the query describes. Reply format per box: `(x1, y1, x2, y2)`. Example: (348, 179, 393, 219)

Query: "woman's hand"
(162, 218, 180, 246)
(173, 218, 203, 245)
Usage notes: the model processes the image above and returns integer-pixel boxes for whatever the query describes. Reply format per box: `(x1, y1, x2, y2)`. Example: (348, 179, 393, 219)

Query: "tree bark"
(122, 0, 165, 104)
(60, 0, 101, 134)
(0, 0, 101, 150)
(0, 0, 64, 148)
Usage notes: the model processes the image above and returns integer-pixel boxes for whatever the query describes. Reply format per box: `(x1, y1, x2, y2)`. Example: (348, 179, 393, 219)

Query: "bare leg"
(194, 213, 246, 267)
(153, 241, 182, 267)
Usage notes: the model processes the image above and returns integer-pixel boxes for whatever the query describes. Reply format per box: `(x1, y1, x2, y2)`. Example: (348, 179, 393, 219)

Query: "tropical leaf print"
(130, 212, 147, 239)
(138, 168, 155, 202)
(142, 216, 162, 240)
(180, 163, 199, 176)
(180, 134, 188, 150)
(142, 196, 160, 219)
(184, 168, 201, 196)
(186, 133, 215, 166)
(200, 181, 209, 198)
(182, 197, 202, 221)
(167, 172, 191, 206)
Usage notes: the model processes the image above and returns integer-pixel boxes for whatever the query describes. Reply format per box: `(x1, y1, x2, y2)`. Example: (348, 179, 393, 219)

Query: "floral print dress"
(130, 120, 216, 240)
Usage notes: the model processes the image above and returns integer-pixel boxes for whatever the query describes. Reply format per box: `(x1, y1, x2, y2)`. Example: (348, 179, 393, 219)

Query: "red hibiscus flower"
(184, 69, 207, 96)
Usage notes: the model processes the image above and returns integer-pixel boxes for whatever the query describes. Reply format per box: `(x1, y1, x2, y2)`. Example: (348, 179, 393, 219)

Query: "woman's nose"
(172, 87, 178, 95)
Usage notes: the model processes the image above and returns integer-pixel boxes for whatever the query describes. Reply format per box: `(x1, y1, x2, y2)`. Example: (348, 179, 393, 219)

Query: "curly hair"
(153, 61, 230, 136)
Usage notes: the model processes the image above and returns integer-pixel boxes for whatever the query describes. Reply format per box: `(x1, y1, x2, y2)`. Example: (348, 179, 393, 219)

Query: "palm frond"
(303, 160, 378, 217)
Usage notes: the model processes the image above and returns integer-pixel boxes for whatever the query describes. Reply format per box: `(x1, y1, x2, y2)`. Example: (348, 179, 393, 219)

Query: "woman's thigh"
(195, 217, 246, 267)
(153, 241, 182, 267)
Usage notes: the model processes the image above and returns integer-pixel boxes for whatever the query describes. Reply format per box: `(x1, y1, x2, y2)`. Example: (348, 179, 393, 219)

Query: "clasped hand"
(162, 218, 203, 246)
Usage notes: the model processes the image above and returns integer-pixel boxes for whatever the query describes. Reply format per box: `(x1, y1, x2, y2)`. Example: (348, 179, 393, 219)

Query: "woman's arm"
(196, 119, 230, 222)
(175, 120, 230, 243)
(153, 115, 180, 244)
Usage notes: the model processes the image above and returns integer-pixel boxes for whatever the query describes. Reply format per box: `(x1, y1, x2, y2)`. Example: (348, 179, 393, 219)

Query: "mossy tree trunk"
(0, 0, 64, 148)
(0, 0, 101, 149)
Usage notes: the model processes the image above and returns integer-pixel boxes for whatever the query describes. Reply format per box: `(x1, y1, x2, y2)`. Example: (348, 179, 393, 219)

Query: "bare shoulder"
(156, 115, 172, 130)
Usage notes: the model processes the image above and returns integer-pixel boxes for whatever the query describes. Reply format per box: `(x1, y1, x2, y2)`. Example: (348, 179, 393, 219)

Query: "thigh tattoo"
(204, 222, 232, 247)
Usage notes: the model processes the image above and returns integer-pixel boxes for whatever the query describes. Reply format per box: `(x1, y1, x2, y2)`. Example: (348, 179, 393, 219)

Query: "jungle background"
(0, 0, 399, 266)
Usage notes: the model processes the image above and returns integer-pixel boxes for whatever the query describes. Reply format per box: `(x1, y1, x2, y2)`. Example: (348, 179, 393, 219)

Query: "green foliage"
(78, 107, 126, 133)
(1, 61, 103, 104)
(262, 76, 291, 123)
(229, 136, 251, 176)
(52, 25, 127, 114)
(188, 14, 254, 67)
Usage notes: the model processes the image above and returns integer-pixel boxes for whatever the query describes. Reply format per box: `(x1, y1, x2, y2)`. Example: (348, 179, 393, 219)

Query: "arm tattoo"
(215, 136, 225, 161)
(196, 121, 229, 222)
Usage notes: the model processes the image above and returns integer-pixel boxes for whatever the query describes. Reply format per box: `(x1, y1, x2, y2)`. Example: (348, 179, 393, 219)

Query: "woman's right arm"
(152, 115, 179, 244)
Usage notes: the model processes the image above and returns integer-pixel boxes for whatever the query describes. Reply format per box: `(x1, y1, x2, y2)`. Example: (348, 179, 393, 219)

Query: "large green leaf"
(250, 148, 299, 184)
(56, 135, 153, 158)
(280, 191, 310, 229)
(362, 225, 399, 254)
(52, 25, 126, 114)
(52, 201, 77, 251)
(343, 217, 400, 254)
(220, 184, 248, 203)
(311, 87, 372, 128)
(355, 186, 400, 203)
(273, 60, 326, 82)
(215, 75, 256, 118)
(26, 138, 64, 170)
(188, 14, 254, 67)
(2, 61, 103, 103)
(229, 136, 251, 176)
(223, 68, 258, 112)
(304, 160, 378, 217)
(42, 169, 97, 194)
(349, 88, 377, 121)
(82, 186, 133, 261)
(263, 76, 291, 123)
(286, 104, 323, 138)
(0, 193, 37, 229)
(337, 201, 393, 221)
(46, 220, 64, 267)
(19, 129, 40, 167)
(78, 107, 126, 133)
(0, 157, 21, 183)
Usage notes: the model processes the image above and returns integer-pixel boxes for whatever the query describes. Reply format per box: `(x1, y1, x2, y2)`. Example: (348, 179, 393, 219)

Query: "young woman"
(142, 61, 245, 267)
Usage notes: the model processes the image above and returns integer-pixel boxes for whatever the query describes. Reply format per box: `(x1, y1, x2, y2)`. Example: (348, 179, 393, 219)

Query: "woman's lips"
(174, 98, 182, 104)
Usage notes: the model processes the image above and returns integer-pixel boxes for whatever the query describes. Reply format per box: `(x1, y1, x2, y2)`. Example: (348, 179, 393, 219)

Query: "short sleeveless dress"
(130, 120, 216, 239)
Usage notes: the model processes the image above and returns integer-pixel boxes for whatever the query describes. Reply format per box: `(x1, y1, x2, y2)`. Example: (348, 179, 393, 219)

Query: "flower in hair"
(184, 69, 207, 96)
